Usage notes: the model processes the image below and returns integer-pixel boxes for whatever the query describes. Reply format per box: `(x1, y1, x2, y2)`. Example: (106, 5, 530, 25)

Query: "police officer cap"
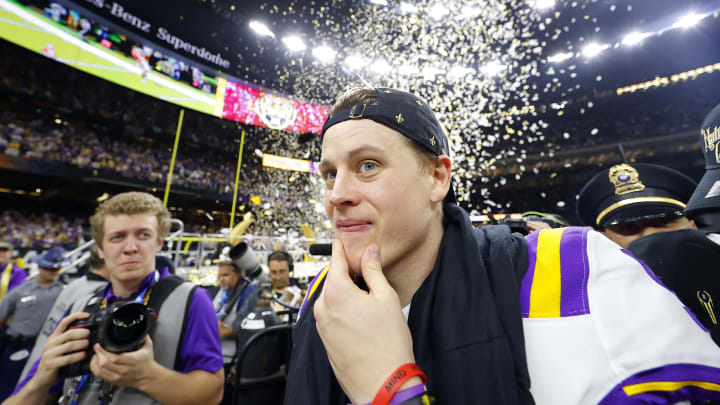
(34, 246, 67, 270)
(577, 163, 696, 228)
(0, 241, 12, 250)
(685, 103, 720, 214)
(322, 87, 456, 203)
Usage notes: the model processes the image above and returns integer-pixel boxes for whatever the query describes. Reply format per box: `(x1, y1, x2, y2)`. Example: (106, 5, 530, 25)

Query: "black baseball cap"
(685, 103, 720, 215)
(321, 87, 456, 204)
(577, 163, 696, 228)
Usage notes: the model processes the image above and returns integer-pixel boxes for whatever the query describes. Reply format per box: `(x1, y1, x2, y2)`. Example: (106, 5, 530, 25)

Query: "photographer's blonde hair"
(90, 192, 171, 246)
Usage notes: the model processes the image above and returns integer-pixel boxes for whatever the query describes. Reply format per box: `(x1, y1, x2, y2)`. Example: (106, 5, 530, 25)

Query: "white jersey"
(522, 227, 720, 404)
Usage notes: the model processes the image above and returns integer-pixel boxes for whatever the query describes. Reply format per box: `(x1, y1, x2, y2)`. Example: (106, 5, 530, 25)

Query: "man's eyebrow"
(319, 145, 387, 171)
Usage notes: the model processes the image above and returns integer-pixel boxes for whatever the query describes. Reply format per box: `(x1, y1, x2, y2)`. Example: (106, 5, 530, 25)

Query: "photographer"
(213, 246, 260, 364)
(266, 251, 303, 322)
(4, 192, 224, 405)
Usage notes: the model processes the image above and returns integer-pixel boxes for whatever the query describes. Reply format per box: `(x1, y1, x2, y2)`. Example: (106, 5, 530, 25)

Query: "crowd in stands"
(0, 209, 85, 250)
(1, 38, 717, 235)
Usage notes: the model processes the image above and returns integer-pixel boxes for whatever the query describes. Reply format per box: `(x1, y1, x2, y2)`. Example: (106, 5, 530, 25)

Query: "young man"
(285, 87, 720, 405)
(0, 247, 65, 401)
(4, 192, 224, 405)
(0, 241, 26, 300)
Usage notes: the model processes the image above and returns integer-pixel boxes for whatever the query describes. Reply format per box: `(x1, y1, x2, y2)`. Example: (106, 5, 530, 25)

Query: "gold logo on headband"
(430, 136, 436, 146)
(396, 113, 404, 124)
(609, 164, 645, 195)
(384, 90, 392, 93)
(416, 100, 423, 106)
(698, 290, 717, 325)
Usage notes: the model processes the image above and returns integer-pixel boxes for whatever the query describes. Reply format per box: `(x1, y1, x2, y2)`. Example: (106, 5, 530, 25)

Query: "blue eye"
(360, 161, 378, 173)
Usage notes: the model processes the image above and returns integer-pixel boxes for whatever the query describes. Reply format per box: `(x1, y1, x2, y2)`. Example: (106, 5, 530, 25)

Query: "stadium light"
(312, 45, 336, 63)
(400, 2, 418, 14)
(371, 59, 392, 74)
(249, 21, 275, 38)
(428, 4, 449, 20)
(582, 43, 608, 58)
(449, 65, 475, 78)
(533, 0, 555, 10)
(399, 64, 419, 75)
(673, 13, 703, 29)
(345, 54, 368, 70)
(622, 32, 650, 46)
(548, 51, 573, 63)
(282, 36, 306, 52)
(460, 5, 482, 18)
(481, 61, 505, 76)
(422, 66, 445, 80)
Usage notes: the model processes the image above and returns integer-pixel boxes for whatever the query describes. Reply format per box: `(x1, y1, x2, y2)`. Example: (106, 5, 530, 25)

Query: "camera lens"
(110, 309, 146, 344)
(100, 302, 152, 352)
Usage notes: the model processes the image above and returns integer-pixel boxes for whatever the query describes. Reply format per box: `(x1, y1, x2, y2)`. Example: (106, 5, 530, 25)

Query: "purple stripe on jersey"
(298, 266, 327, 319)
(520, 231, 540, 317)
(621, 249, 709, 333)
(559, 227, 590, 316)
(598, 363, 720, 404)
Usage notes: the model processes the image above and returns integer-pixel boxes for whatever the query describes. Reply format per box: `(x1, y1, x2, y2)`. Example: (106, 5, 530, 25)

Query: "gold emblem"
(416, 100, 423, 106)
(430, 136, 436, 146)
(608, 164, 645, 195)
(395, 113, 404, 124)
(698, 290, 717, 325)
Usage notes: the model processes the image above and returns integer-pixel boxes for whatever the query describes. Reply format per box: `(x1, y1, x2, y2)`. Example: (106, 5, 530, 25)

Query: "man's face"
(269, 259, 290, 290)
(218, 264, 239, 290)
(319, 119, 443, 275)
(37, 266, 61, 282)
(97, 213, 163, 286)
(0, 248, 10, 266)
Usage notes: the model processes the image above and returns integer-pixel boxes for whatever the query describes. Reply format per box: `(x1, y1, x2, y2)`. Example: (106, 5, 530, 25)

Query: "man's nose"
(326, 171, 360, 207)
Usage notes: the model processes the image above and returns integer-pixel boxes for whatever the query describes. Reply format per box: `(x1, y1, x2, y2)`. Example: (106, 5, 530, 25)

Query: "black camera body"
(59, 302, 155, 378)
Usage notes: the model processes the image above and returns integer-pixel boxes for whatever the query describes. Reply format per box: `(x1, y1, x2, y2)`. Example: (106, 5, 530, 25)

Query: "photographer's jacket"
(12, 267, 224, 404)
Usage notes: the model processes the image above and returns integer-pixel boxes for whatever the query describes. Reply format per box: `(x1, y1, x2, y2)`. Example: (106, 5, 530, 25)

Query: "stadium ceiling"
(97, 0, 718, 101)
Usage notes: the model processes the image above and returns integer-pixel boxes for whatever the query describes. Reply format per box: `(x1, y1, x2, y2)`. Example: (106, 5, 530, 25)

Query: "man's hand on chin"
(314, 239, 415, 404)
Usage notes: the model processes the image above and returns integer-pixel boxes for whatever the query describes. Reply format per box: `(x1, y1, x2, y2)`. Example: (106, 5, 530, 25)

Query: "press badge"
(20, 295, 36, 303)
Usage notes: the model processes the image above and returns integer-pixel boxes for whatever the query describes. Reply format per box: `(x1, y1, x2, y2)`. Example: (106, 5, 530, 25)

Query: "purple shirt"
(2, 263, 26, 292)
(12, 268, 223, 396)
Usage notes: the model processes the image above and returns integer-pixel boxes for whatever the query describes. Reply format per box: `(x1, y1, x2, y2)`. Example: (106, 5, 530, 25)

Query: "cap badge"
(609, 164, 645, 195)
(416, 100, 423, 106)
(395, 113, 404, 124)
(383, 90, 392, 94)
(697, 290, 717, 325)
(430, 136, 436, 146)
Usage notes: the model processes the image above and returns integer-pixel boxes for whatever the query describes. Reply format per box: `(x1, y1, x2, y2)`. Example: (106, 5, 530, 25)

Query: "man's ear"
(430, 155, 452, 203)
(96, 242, 105, 259)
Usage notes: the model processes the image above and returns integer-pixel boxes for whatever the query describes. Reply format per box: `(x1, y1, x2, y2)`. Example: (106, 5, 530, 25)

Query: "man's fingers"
(47, 350, 87, 370)
(360, 244, 390, 296)
(50, 312, 90, 338)
(45, 338, 89, 360)
(323, 239, 355, 299)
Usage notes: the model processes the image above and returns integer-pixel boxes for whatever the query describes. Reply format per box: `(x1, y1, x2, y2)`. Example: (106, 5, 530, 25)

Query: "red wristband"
(371, 363, 428, 405)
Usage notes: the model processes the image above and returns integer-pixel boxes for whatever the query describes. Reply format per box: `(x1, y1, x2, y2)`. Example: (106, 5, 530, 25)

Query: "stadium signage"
(81, 0, 230, 68)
